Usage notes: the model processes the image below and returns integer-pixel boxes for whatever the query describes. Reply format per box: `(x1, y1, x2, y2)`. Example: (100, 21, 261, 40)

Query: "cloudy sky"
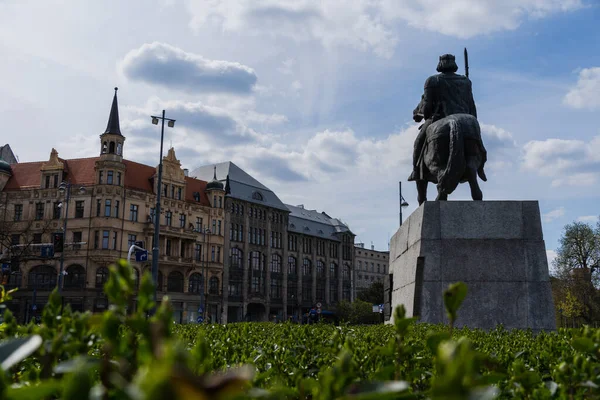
(1, 0, 599, 264)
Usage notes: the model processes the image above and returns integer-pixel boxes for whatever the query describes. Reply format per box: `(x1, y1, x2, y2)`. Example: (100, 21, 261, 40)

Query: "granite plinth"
(386, 201, 556, 331)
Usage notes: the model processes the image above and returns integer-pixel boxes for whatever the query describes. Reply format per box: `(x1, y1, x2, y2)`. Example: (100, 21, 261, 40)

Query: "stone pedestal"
(386, 201, 556, 331)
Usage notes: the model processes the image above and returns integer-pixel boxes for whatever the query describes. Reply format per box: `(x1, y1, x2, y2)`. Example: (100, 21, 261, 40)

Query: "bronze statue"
(409, 51, 487, 205)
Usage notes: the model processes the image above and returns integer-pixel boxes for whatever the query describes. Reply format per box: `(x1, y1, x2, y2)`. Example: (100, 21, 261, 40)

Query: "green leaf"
(5, 380, 62, 400)
(426, 332, 451, 353)
(0, 335, 42, 370)
(572, 337, 595, 353)
(443, 282, 468, 321)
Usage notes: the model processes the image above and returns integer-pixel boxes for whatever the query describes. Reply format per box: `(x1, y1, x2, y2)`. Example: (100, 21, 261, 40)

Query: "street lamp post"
(150, 110, 176, 305)
(399, 181, 409, 226)
(57, 182, 85, 293)
(202, 227, 211, 321)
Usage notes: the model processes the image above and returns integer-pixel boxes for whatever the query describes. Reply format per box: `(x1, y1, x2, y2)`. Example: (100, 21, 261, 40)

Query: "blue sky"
(0, 0, 598, 265)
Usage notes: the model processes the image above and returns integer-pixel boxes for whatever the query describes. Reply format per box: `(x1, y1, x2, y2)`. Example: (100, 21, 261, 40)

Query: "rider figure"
(409, 54, 478, 181)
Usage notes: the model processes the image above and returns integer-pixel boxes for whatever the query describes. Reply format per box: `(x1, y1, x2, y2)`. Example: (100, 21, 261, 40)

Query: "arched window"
(102, 141, 108, 153)
(252, 191, 263, 201)
(109, 141, 115, 154)
(188, 273, 203, 294)
(29, 265, 57, 290)
(95, 267, 109, 288)
(302, 259, 311, 276)
(316, 260, 324, 277)
(167, 271, 184, 292)
(343, 264, 351, 280)
(230, 248, 243, 269)
(329, 262, 338, 279)
(209, 277, 219, 295)
(64, 265, 85, 289)
(270, 254, 282, 273)
(288, 256, 297, 275)
(116, 142, 122, 155)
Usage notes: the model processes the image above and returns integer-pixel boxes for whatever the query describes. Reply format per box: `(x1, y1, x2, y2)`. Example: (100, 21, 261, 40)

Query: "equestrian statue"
(409, 50, 488, 205)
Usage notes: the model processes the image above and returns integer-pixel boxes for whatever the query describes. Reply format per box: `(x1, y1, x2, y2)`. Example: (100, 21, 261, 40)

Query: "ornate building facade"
(0, 89, 225, 323)
(0, 88, 355, 324)
(190, 164, 355, 323)
(354, 243, 389, 297)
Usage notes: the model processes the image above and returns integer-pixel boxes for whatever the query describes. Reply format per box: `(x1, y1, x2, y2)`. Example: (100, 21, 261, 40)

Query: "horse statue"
(412, 98, 488, 205)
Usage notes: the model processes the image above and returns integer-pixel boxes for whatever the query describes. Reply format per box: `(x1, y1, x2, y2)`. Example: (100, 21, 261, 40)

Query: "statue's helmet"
(436, 54, 459, 73)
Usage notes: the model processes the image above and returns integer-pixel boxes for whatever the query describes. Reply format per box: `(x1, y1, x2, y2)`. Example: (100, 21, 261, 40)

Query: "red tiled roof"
(123, 159, 155, 192)
(4, 156, 211, 206)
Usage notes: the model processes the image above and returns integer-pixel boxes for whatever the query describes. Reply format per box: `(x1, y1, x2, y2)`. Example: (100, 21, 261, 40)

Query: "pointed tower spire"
(104, 87, 122, 136)
(225, 174, 231, 195)
(213, 165, 217, 180)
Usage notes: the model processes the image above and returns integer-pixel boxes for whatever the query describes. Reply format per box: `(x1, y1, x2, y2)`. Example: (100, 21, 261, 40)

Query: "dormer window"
(252, 191, 263, 201)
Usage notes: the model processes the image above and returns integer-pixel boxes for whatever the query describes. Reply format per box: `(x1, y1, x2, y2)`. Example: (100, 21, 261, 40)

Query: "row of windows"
(94, 230, 119, 250)
(22, 201, 83, 221)
(357, 261, 386, 274)
(228, 249, 350, 279)
(163, 183, 184, 200)
(249, 227, 266, 245)
(230, 223, 244, 242)
(356, 250, 387, 260)
(358, 274, 383, 283)
(43, 173, 60, 189)
(270, 231, 282, 249)
(98, 170, 122, 186)
(96, 199, 120, 218)
(5, 264, 221, 296)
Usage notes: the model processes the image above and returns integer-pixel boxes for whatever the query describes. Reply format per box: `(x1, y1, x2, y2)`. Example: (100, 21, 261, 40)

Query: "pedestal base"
(386, 201, 556, 331)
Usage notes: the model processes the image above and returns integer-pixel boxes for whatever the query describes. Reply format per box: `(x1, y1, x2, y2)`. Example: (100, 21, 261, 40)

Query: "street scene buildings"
(0, 89, 359, 324)
(354, 243, 389, 297)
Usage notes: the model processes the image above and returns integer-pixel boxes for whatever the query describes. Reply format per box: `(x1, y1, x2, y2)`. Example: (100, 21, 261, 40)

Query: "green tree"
(552, 218, 600, 324)
(357, 281, 384, 305)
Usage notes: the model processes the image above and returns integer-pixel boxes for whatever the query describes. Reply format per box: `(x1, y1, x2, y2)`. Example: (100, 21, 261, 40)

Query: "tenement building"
(0, 88, 356, 324)
(0, 89, 225, 324)
(354, 243, 389, 297)
(190, 164, 355, 323)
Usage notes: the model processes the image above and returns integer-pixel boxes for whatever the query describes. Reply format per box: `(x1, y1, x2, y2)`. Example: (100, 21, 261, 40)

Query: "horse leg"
(466, 158, 483, 201)
(435, 187, 448, 201)
(416, 180, 428, 205)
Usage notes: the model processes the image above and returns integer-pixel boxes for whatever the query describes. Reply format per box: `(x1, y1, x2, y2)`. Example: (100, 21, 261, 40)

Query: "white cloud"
(577, 215, 598, 223)
(186, 0, 583, 57)
(521, 136, 600, 187)
(563, 67, 600, 110)
(543, 207, 565, 223)
(120, 42, 258, 94)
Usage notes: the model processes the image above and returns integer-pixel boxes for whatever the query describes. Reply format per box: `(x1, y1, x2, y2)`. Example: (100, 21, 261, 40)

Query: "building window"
(104, 200, 111, 217)
(189, 273, 203, 294)
(53, 174, 59, 188)
(211, 246, 215, 262)
(217, 246, 221, 263)
(179, 214, 186, 228)
(33, 233, 42, 244)
(96, 267, 108, 288)
(163, 184, 168, 197)
(231, 248, 243, 269)
(166, 239, 172, 256)
(107, 171, 114, 185)
(64, 265, 85, 289)
(35, 202, 44, 220)
(96, 199, 101, 217)
(271, 255, 282, 273)
(195, 243, 201, 261)
(316, 260, 324, 277)
(167, 272, 184, 292)
(75, 201, 84, 218)
(99, 171, 103, 184)
(116, 143, 122, 155)
(102, 230, 109, 249)
(11, 234, 20, 246)
(150, 208, 156, 224)
(288, 256, 297, 275)
(212, 220, 216, 234)
(170, 185, 175, 199)
(196, 217, 202, 232)
(209, 277, 219, 295)
(180, 241, 185, 258)
(128, 234, 137, 248)
(13, 204, 23, 221)
(177, 187, 182, 200)
(217, 220, 222, 235)
(129, 204, 138, 222)
(117, 172, 122, 185)
(28, 266, 57, 290)
(94, 231, 99, 249)
(302, 259, 311, 276)
(112, 232, 118, 249)
(73, 231, 82, 250)
(270, 278, 282, 299)
(165, 211, 172, 226)
(53, 202, 61, 219)
(114, 200, 120, 218)
(45, 175, 50, 189)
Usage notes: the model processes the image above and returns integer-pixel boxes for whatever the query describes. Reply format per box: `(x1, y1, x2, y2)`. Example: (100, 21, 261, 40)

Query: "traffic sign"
(32, 305, 37, 311)
(316, 302, 322, 308)
(197, 316, 204, 323)
(135, 250, 148, 262)
(1, 264, 9, 273)
(317, 309, 322, 314)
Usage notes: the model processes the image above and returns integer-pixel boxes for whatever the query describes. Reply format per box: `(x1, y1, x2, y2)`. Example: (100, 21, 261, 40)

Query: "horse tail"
(438, 116, 465, 195)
